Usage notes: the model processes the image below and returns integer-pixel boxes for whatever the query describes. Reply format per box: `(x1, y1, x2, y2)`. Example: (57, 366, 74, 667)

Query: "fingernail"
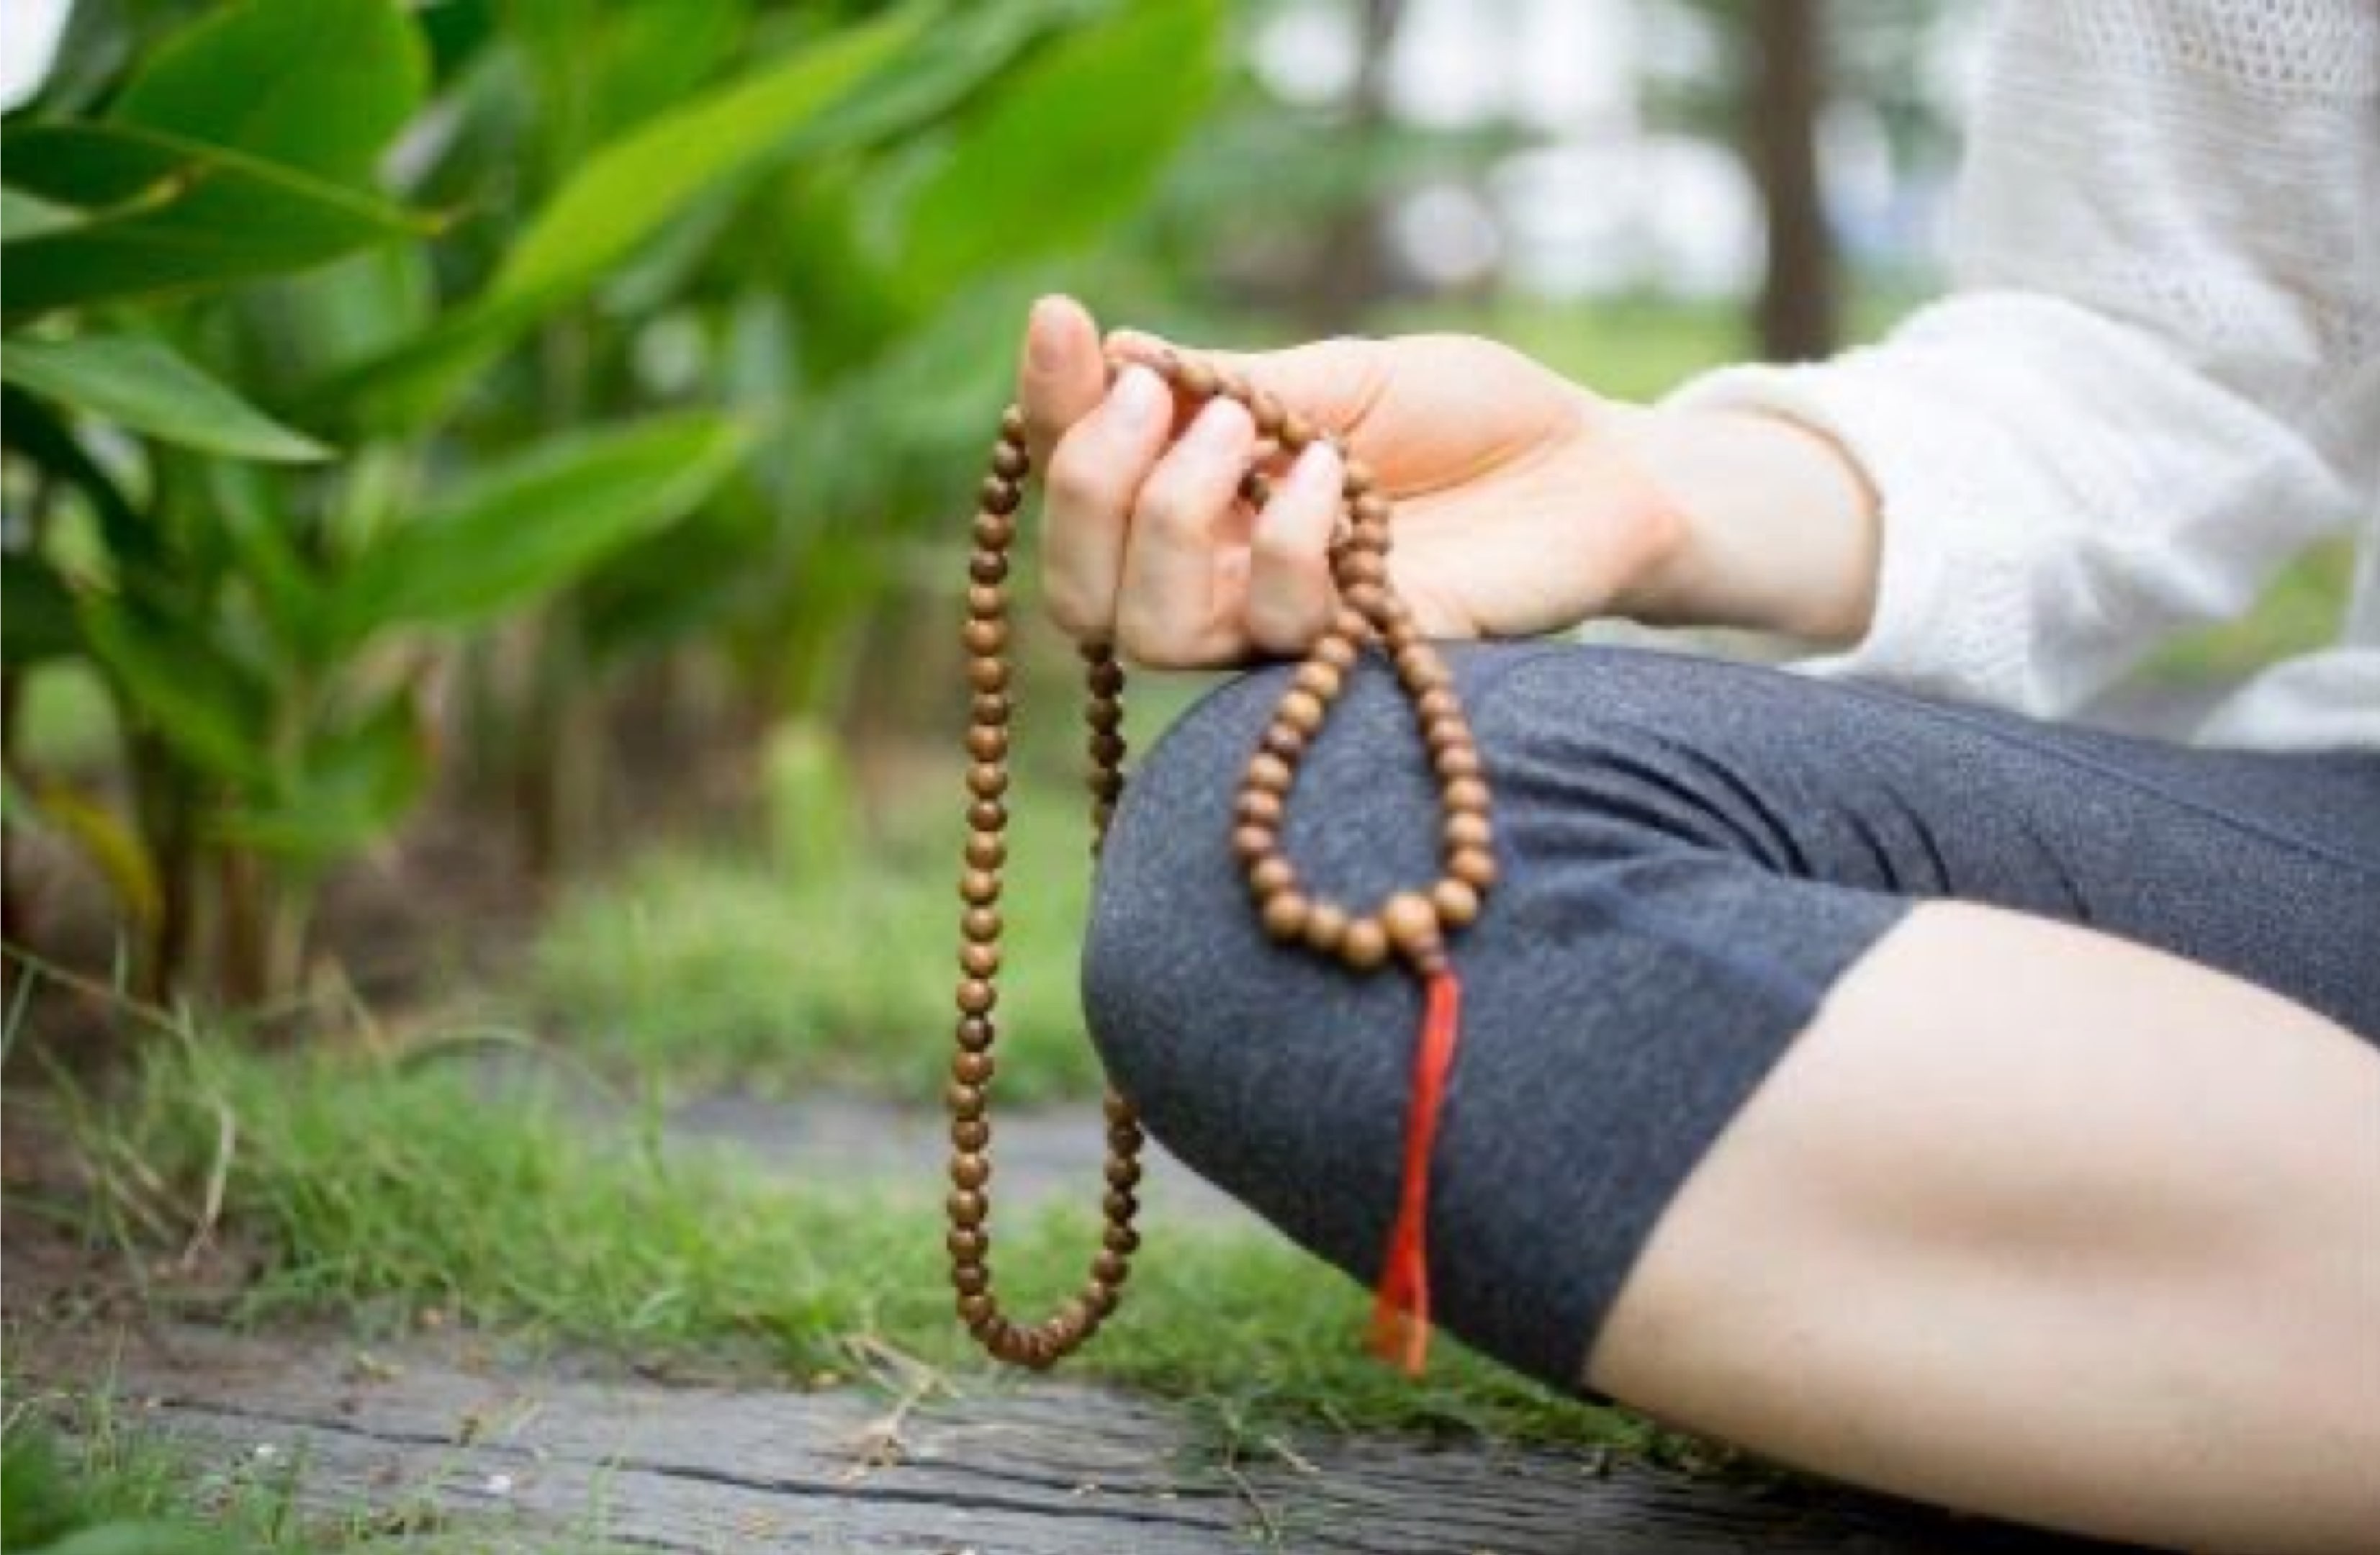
(1185, 397, 1250, 449)
(1289, 439, 1342, 490)
(1111, 364, 1165, 427)
(1027, 297, 1069, 369)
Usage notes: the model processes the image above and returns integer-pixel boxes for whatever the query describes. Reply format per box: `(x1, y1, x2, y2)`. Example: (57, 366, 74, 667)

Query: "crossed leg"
(1083, 645, 2380, 1554)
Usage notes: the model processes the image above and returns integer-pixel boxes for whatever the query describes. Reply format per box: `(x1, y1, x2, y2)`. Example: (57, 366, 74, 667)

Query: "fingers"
(1117, 396, 1256, 666)
(1018, 294, 1108, 465)
(1042, 364, 1172, 640)
(1105, 328, 1390, 446)
(1245, 441, 1342, 655)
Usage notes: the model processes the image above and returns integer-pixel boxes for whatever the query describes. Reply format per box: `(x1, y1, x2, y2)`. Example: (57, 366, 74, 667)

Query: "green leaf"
(217, 694, 430, 861)
(1, 553, 84, 664)
(1, 334, 329, 461)
(0, 122, 426, 320)
(111, 0, 428, 184)
(329, 412, 750, 641)
(888, 0, 1222, 302)
(328, 2, 944, 427)
(78, 598, 270, 783)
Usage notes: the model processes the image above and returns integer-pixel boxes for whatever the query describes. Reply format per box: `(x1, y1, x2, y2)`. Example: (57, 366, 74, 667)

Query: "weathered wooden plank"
(16, 1320, 2130, 1554)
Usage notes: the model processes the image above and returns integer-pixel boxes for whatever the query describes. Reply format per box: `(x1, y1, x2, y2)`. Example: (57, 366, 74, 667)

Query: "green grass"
(32, 1034, 1649, 1460)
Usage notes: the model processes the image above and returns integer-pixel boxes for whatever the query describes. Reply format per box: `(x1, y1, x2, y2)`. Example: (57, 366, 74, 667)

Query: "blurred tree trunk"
(1295, 0, 1405, 333)
(1748, 0, 1836, 361)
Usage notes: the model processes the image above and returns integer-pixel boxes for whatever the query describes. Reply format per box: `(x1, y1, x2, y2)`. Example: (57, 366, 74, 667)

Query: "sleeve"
(1664, 0, 2380, 717)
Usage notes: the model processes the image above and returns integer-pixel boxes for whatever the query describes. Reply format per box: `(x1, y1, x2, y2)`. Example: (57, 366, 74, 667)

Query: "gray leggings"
(1081, 644, 2380, 1394)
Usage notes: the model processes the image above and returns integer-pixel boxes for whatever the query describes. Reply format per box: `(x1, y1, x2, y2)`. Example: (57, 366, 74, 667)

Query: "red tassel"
(1369, 966, 1461, 1375)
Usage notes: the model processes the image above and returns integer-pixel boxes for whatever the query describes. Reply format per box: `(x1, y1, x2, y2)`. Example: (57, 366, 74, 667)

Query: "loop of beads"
(950, 353, 1495, 1368)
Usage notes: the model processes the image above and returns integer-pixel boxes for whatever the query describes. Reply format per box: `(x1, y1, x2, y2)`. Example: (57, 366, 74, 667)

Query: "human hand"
(1013, 295, 1691, 667)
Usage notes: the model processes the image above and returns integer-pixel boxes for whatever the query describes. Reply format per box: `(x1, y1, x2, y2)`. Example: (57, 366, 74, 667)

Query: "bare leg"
(1590, 902, 2380, 1555)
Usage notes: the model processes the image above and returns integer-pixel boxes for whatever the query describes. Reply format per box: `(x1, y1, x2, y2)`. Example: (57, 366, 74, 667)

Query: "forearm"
(1605, 402, 1883, 646)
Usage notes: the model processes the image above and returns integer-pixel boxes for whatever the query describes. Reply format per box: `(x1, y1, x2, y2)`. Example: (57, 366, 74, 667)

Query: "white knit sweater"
(1672, 0, 2379, 752)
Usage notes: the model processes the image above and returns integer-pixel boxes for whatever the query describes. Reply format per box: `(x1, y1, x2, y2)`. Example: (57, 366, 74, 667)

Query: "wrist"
(1603, 402, 1880, 644)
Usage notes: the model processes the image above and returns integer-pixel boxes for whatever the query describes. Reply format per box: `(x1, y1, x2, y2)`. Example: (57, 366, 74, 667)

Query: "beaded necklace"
(946, 349, 1495, 1375)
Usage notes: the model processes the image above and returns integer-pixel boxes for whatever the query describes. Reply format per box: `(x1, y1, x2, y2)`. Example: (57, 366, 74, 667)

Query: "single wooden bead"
(991, 442, 1029, 479)
(966, 728, 1007, 765)
(1001, 404, 1027, 440)
(966, 584, 1002, 620)
(1432, 878, 1482, 927)
(953, 1050, 996, 1089)
(1445, 777, 1490, 815)
(1103, 1222, 1141, 1255)
(1089, 731, 1127, 767)
(952, 1263, 989, 1295)
(963, 618, 1006, 656)
(1236, 788, 1284, 827)
(1248, 856, 1296, 898)
(981, 477, 1022, 515)
(1107, 1120, 1143, 1153)
(1425, 719, 1472, 755)
(960, 870, 1000, 906)
(973, 512, 1015, 549)
(1245, 752, 1292, 794)
(1381, 891, 1440, 956)
(1315, 634, 1358, 672)
(1086, 767, 1124, 802)
(1352, 492, 1392, 527)
(948, 1189, 988, 1227)
(959, 1292, 996, 1328)
(1337, 550, 1386, 589)
(956, 1009, 994, 1045)
(1342, 457, 1377, 495)
(1303, 901, 1348, 954)
(1105, 1157, 1142, 1189)
(948, 1227, 988, 1261)
(1261, 891, 1310, 940)
(952, 1118, 990, 1152)
(1250, 390, 1286, 436)
(1103, 1190, 1137, 1222)
(1083, 1284, 1119, 1320)
(950, 1155, 991, 1190)
(1217, 368, 1251, 402)
(1340, 916, 1389, 969)
(955, 980, 996, 1018)
(1416, 687, 1459, 725)
(1239, 469, 1273, 507)
(961, 906, 1001, 942)
(1093, 1250, 1130, 1286)
(970, 551, 1009, 586)
(1231, 824, 1276, 862)
(1277, 689, 1325, 734)
(948, 1080, 986, 1119)
(1343, 581, 1387, 620)
(968, 800, 1006, 831)
(973, 693, 1011, 726)
(1104, 1093, 1135, 1125)
(967, 763, 1007, 800)
(1450, 846, 1499, 890)
(1086, 698, 1124, 731)
(1086, 657, 1126, 697)
(1178, 359, 1217, 397)
(1279, 412, 1315, 451)
(1260, 724, 1306, 761)
(1293, 660, 1343, 700)
(1435, 745, 1482, 780)
(968, 658, 1009, 693)
(1445, 813, 1492, 851)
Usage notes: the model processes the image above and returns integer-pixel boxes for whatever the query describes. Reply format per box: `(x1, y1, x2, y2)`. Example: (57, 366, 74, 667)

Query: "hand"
(1014, 295, 1690, 667)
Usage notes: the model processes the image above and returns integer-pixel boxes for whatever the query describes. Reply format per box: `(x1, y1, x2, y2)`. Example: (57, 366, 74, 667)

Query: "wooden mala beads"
(950, 349, 1495, 1375)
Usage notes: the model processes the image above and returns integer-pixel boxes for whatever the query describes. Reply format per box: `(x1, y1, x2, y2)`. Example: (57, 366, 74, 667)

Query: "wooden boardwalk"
(15, 1317, 2134, 1554)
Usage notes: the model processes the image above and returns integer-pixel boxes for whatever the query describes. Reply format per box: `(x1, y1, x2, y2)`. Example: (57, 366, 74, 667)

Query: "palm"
(1225, 334, 1658, 640)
